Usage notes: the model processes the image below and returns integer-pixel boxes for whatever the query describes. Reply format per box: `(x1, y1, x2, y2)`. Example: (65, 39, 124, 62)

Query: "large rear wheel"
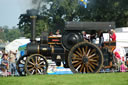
(68, 41, 104, 73)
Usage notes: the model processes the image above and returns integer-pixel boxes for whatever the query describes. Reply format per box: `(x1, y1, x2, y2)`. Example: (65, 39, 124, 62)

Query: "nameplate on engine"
(42, 48, 47, 51)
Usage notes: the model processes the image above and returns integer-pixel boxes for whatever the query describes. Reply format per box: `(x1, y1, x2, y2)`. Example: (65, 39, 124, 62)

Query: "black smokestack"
(27, 9, 39, 43)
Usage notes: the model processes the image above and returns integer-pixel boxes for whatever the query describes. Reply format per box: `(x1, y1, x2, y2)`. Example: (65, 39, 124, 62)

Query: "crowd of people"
(82, 29, 116, 45)
(0, 50, 18, 76)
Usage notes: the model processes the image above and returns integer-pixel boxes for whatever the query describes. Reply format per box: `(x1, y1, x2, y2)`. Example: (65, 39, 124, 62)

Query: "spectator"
(120, 62, 127, 72)
(114, 51, 121, 71)
(82, 31, 89, 41)
(56, 29, 60, 35)
(56, 29, 61, 37)
(49, 32, 53, 36)
(109, 29, 116, 41)
(90, 30, 96, 43)
(98, 31, 104, 47)
(1, 54, 9, 76)
(9, 51, 17, 76)
(114, 51, 121, 60)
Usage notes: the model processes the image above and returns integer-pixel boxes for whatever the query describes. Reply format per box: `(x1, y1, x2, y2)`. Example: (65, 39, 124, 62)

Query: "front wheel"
(25, 54, 48, 75)
(68, 41, 104, 73)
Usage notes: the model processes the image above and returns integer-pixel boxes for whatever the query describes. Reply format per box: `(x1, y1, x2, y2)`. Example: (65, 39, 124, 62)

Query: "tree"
(19, 0, 128, 36)
(0, 26, 22, 42)
(46, 0, 128, 28)
(18, 14, 49, 38)
(5, 27, 22, 42)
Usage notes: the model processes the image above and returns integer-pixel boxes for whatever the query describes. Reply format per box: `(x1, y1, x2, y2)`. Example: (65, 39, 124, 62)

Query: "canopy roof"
(5, 39, 30, 53)
(65, 22, 115, 31)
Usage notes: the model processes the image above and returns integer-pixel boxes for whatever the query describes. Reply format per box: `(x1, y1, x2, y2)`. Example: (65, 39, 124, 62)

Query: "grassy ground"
(0, 72, 128, 85)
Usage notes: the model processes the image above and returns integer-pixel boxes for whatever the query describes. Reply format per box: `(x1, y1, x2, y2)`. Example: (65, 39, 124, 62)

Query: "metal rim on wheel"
(68, 41, 104, 73)
(16, 55, 27, 76)
(25, 54, 48, 75)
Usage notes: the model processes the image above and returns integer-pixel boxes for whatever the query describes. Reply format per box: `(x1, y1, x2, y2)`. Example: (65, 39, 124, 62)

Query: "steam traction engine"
(17, 9, 116, 75)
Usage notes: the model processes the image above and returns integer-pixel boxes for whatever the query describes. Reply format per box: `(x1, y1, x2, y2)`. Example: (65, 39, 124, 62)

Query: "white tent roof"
(5, 39, 30, 53)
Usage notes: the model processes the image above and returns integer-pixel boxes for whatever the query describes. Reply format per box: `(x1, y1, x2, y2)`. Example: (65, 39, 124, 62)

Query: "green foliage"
(0, 73, 128, 85)
(6, 27, 22, 42)
(36, 20, 48, 37)
(18, 0, 128, 36)
(0, 26, 22, 42)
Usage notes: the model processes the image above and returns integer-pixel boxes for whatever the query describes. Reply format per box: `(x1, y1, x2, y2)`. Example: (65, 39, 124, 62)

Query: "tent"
(5, 39, 30, 53)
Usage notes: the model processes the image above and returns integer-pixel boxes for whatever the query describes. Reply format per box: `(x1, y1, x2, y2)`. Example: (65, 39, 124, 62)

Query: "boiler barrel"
(26, 43, 65, 56)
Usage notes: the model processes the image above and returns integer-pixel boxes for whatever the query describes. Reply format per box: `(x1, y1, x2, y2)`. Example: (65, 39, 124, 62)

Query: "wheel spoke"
(37, 69, 41, 74)
(36, 68, 38, 74)
(27, 65, 33, 67)
(86, 49, 91, 56)
(90, 56, 99, 59)
(73, 62, 82, 67)
(89, 59, 97, 62)
(72, 61, 79, 64)
(85, 46, 88, 54)
(91, 62, 98, 66)
(28, 61, 35, 65)
(88, 63, 95, 69)
(75, 51, 83, 57)
(28, 67, 35, 72)
(31, 58, 35, 64)
(88, 53, 96, 59)
(72, 57, 82, 61)
(76, 64, 81, 71)
(88, 65, 94, 72)
(39, 61, 44, 65)
(86, 64, 89, 73)
(37, 57, 41, 64)
(31, 69, 35, 74)
(80, 64, 84, 73)
(39, 65, 45, 67)
(82, 48, 85, 56)
(73, 53, 81, 58)
(83, 66, 86, 73)
(36, 56, 38, 64)
(78, 48, 82, 54)
(38, 67, 44, 72)
(89, 49, 96, 56)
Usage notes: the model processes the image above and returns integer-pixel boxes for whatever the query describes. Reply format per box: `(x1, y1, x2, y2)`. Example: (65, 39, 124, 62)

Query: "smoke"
(30, 0, 42, 9)
(18, 0, 46, 13)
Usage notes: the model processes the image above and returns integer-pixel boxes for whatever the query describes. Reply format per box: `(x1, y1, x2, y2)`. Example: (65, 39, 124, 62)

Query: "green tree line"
(0, 26, 22, 42)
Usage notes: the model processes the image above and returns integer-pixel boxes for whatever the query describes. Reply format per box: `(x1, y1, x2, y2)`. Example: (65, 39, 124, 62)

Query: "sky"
(0, 0, 32, 28)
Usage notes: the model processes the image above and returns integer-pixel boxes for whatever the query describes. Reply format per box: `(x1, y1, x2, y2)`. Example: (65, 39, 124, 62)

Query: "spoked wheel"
(16, 55, 27, 76)
(68, 41, 104, 73)
(25, 54, 48, 75)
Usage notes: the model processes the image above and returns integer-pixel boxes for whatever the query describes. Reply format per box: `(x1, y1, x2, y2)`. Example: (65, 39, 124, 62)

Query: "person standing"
(1, 54, 9, 76)
(110, 29, 116, 41)
(82, 31, 89, 41)
(98, 31, 104, 47)
(9, 51, 17, 76)
(90, 30, 96, 43)
(120, 62, 127, 72)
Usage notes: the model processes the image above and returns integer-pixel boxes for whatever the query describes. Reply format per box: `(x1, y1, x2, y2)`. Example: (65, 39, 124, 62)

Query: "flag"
(79, 0, 88, 8)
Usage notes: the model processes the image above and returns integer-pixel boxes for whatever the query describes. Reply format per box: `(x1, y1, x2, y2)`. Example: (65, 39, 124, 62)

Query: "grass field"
(0, 72, 128, 85)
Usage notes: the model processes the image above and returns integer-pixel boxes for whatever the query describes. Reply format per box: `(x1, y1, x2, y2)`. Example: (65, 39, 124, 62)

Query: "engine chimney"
(27, 9, 39, 43)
